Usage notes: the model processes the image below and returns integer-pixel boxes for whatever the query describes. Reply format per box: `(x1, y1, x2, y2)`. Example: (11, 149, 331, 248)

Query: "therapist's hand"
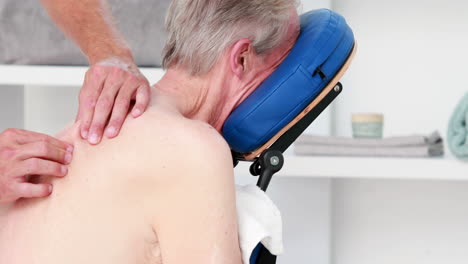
(0, 129, 74, 203)
(77, 56, 151, 145)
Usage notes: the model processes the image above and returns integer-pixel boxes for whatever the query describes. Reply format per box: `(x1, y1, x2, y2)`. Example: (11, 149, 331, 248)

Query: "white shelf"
(2, 66, 465, 181)
(0, 65, 164, 87)
(235, 156, 467, 181)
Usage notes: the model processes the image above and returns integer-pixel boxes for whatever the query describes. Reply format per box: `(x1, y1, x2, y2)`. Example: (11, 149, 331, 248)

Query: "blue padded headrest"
(222, 9, 355, 154)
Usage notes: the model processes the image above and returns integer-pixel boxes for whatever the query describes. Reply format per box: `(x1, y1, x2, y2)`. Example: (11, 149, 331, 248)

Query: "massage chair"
(222, 9, 356, 264)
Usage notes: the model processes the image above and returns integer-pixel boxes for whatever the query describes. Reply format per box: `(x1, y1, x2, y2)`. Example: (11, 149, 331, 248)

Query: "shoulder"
(138, 110, 230, 155)
(168, 118, 234, 173)
(182, 120, 231, 158)
(125, 110, 234, 177)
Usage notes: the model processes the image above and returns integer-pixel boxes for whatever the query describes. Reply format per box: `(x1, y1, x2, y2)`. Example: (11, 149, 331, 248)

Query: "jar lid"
(352, 113, 384, 123)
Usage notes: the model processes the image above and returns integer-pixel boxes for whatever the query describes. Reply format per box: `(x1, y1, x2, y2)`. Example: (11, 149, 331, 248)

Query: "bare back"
(0, 103, 241, 264)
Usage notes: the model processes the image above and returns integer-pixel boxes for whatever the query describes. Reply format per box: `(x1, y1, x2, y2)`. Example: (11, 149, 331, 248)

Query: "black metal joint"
(256, 149, 284, 191)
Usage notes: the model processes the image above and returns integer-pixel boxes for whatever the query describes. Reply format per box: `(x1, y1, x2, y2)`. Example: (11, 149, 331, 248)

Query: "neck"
(151, 68, 243, 132)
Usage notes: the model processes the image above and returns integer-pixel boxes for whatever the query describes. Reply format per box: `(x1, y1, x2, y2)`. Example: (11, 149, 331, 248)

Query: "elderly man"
(0, 0, 300, 263)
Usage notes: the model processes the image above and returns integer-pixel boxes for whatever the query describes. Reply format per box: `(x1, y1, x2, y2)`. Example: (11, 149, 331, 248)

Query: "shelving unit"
(1, 65, 464, 182)
(1, 64, 465, 180)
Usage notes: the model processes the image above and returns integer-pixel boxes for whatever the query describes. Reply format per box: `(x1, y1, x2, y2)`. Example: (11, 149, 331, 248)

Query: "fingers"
(17, 158, 68, 178)
(0, 130, 70, 203)
(11, 129, 73, 152)
(87, 73, 125, 145)
(77, 59, 151, 144)
(131, 84, 151, 118)
(78, 69, 105, 140)
(18, 141, 73, 165)
(14, 183, 53, 199)
(105, 83, 135, 139)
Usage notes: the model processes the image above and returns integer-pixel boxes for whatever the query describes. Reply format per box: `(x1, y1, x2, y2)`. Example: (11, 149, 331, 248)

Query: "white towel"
(236, 184, 283, 264)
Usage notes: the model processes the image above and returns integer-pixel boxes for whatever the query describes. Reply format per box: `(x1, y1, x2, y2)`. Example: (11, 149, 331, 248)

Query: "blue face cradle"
(222, 9, 355, 154)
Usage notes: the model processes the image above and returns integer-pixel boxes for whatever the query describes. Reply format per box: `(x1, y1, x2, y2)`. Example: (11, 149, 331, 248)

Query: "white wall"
(271, 178, 331, 264)
(0, 86, 23, 132)
(301, 0, 331, 13)
(24, 85, 80, 135)
(333, 0, 468, 139)
(333, 179, 468, 264)
(331, 1, 468, 264)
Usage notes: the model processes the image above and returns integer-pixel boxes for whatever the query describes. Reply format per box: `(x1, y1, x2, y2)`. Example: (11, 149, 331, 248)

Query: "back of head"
(162, 0, 298, 75)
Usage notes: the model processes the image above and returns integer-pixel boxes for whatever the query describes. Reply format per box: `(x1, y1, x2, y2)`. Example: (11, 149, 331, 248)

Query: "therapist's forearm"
(40, 0, 133, 64)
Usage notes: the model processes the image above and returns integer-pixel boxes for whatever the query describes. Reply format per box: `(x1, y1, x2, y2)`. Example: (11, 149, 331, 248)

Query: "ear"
(229, 38, 254, 78)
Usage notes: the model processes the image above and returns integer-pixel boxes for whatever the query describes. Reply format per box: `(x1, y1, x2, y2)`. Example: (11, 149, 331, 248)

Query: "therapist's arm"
(40, 0, 151, 145)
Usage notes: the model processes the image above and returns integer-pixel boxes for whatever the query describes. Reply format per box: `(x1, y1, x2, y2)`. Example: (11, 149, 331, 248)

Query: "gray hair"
(162, 0, 298, 75)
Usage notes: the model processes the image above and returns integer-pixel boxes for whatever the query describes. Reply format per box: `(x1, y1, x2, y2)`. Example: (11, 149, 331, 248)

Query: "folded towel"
(236, 184, 283, 264)
(448, 93, 468, 159)
(296, 131, 442, 147)
(294, 142, 444, 157)
(294, 132, 444, 158)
